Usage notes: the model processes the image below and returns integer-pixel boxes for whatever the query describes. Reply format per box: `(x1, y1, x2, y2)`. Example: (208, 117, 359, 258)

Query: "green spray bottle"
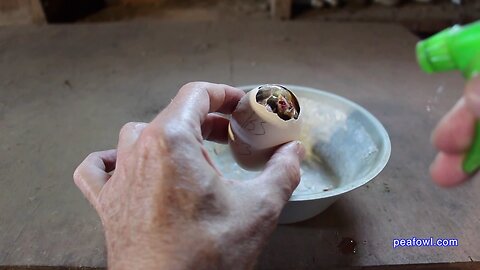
(416, 21, 480, 174)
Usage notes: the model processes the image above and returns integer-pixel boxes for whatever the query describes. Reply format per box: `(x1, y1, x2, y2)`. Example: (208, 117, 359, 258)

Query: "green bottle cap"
(416, 30, 457, 74)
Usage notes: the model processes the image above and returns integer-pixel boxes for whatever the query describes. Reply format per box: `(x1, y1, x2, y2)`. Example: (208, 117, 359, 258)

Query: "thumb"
(255, 141, 305, 204)
(464, 75, 480, 117)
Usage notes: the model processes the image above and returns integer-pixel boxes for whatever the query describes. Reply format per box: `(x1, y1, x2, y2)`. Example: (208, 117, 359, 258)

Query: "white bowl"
(205, 85, 391, 224)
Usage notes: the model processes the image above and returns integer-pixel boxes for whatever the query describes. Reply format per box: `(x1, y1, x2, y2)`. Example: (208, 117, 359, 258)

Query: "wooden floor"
(0, 21, 479, 269)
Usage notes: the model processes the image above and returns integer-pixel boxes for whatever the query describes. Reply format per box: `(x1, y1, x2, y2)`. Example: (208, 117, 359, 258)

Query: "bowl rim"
(237, 84, 392, 201)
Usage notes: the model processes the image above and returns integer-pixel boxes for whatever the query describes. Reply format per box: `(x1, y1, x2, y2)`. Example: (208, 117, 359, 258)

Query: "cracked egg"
(228, 84, 303, 170)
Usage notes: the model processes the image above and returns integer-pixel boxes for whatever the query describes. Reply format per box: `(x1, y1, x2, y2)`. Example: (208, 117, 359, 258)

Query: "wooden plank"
(0, 22, 475, 268)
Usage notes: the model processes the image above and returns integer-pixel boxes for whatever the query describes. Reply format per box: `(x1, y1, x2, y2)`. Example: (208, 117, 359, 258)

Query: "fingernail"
(296, 141, 306, 160)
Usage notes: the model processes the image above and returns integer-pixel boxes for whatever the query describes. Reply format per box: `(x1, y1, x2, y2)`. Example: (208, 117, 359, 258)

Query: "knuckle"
(136, 126, 161, 151)
(73, 160, 89, 188)
(83, 153, 96, 165)
(72, 166, 82, 186)
(180, 82, 209, 96)
(139, 125, 158, 139)
(257, 196, 282, 221)
(85, 151, 102, 163)
(182, 81, 197, 89)
(182, 81, 207, 90)
(73, 152, 98, 183)
(160, 122, 190, 145)
(137, 124, 191, 154)
(119, 122, 137, 137)
(87, 151, 101, 158)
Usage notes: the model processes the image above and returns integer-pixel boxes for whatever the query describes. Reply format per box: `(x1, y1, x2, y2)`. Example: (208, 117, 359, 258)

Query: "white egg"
(228, 84, 303, 170)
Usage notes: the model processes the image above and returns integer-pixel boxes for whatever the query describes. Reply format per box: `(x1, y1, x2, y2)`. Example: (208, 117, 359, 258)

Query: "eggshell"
(228, 85, 302, 170)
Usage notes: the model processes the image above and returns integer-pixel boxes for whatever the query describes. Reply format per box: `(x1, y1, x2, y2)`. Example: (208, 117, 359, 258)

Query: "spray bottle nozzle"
(416, 30, 457, 74)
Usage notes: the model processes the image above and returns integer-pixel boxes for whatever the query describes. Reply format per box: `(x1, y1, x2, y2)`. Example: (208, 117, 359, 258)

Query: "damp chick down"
(256, 85, 300, 121)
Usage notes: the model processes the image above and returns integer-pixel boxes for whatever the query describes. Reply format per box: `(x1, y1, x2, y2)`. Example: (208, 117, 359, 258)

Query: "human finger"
(431, 98, 475, 154)
(73, 149, 117, 205)
(430, 152, 469, 187)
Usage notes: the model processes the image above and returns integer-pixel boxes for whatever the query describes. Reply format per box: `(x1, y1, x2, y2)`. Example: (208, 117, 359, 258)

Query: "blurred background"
(1, 0, 478, 36)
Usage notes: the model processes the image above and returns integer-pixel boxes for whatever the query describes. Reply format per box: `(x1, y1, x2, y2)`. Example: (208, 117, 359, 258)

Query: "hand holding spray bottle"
(416, 21, 480, 174)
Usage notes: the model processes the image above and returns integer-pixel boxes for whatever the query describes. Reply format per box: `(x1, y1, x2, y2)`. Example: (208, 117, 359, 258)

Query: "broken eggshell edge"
(228, 85, 303, 170)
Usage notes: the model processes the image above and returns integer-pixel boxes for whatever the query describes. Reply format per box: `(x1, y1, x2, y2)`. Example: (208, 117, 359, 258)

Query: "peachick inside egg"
(255, 85, 300, 121)
(228, 84, 303, 170)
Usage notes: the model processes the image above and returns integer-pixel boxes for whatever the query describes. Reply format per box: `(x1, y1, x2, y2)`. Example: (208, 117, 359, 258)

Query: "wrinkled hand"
(73, 82, 305, 270)
(431, 76, 480, 186)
